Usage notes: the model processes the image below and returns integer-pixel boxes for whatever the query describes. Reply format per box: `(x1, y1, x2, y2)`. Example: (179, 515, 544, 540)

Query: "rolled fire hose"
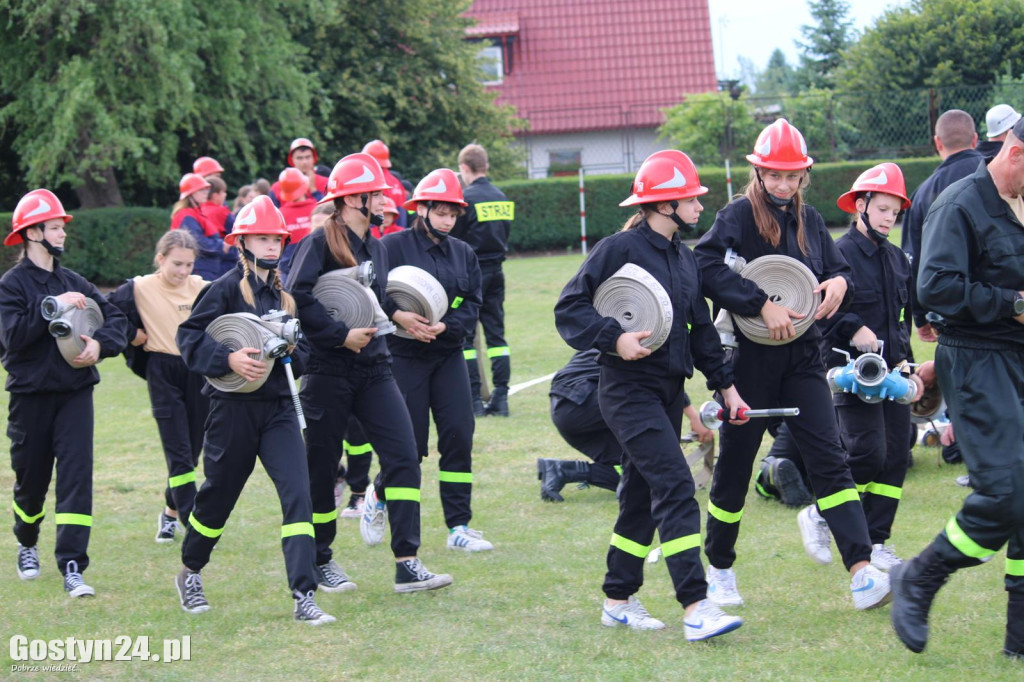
(593, 264, 673, 352)
(41, 296, 104, 368)
(205, 313, 291, 394)
(682, 431, 715, 490)
(732, 255, 821, 345)
(312, 269, 396, 337)
(386, 266, 448, 340)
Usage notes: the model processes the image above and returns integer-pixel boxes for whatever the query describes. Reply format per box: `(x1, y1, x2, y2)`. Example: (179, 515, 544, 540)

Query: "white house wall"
(521, 128, 663, 179)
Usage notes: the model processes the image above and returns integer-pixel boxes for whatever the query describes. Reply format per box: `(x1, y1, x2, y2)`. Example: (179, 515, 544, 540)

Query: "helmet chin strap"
(240, 238, 281, 272)
(755, 169, 794, 208)
(423, 202, 448, 241)
(360, 193, 384, 227)
(24, 232, 64, 258)
(858, 193, 889, 244)
(666, 200, 698, 235)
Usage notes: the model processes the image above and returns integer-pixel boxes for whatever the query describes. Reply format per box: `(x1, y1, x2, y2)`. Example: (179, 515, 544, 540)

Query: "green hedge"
(497, 157, 942, 253)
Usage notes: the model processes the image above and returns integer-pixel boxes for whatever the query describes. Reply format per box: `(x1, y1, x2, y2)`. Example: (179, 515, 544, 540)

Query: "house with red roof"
(465, 0, 718, 178)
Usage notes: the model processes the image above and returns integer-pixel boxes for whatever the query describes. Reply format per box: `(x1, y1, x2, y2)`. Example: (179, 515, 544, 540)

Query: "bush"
(497, 157, 942, 253)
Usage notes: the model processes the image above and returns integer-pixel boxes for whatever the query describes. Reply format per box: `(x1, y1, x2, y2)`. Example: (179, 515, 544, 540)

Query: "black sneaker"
(175, 568, 210, 614)
(63, 560, 95, 598)
(394, 558, 453, 593)
(17, 544, 39, 580)
(316, 559, 358, 593)
(293, 590, 336, 625)
(156, 511, 179, 544)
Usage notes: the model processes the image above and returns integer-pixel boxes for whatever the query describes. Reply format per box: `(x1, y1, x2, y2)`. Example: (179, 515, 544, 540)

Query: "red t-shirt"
(200, 202, 232, 236)
(279, 197, 318, 244)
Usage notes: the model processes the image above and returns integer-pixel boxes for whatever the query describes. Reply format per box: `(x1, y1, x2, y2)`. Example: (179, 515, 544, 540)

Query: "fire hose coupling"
(698, 400, 800, 430)
(313, 266, 396, 337)
(40, 295, 105, 367)
(826, 344, 918, 404)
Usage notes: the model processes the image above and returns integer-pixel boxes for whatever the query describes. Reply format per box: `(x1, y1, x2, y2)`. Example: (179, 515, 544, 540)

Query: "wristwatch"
(1014, 293, 1024, 316)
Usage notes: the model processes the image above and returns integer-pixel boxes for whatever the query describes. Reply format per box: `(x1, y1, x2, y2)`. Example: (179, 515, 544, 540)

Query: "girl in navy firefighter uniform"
(108, 230, 209, 544)
(1, 189, 131, 597)
(694, 119, 890, 610)
(381, 168, 490, 552)
(174, 195, 333, 625)
(824, 164, 932, 572)
(286, 152, 452, 594)
(555, 151, 748, 640)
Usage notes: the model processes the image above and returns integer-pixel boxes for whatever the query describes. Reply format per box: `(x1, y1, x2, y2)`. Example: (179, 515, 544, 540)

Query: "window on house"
(548, 149, 582, 177)
(477, 43, 504, 85)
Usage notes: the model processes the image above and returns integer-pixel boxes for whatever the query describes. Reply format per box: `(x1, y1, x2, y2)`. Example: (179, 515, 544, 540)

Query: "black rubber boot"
(767, 456, 813, 508)
(472, 397, 487, 417)
(1005, 593, 1024, 659)
(537, 459, 590, 502)
(485, 386, 509, 417)
(890, 544, 955, 653)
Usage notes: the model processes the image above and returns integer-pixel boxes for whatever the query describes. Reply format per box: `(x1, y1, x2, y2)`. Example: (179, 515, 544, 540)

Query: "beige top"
(1000, 191, 1024, 226)
(133, 274, 207, 355)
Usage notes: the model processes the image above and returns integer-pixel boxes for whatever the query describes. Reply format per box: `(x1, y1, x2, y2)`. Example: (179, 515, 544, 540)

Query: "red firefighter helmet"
(225, 195, 290, 246)
(836, 162, 911, 213)
(7, 189, 73, 246)
(620, 150, 709, 207)
(319, 153, 391, 205)
(403, 169, 467, 210)
(179, 173, 212, 201)
(277, 167, 309, 203)
(287, 137, 318, 167)
(746, 118, 814, 171)
(362, 139, 392, 168)
(382, 196, 400, 216)
(192, 156, 225, 177)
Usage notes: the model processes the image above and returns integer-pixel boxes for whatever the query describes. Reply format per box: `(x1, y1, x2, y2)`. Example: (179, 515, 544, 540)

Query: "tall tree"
(754, 49, 798, 98)
(660, 92, 761, 167)
(795, 0, 854, 90)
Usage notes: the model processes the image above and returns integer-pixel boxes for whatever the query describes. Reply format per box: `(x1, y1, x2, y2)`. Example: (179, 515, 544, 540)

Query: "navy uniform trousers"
(464, 262, 509, 393)
(182, 397, 317, 594)
(550, 392, 622, 491)
(341, 416, 373, 494)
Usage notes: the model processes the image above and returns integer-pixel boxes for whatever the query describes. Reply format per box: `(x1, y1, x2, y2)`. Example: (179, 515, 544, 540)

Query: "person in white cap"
(977, 103, 1021, 159)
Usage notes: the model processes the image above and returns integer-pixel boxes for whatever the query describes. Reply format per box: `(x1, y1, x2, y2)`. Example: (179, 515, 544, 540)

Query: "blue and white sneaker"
(359, 483, 387, 546)
(600, 596, 666, 630)
(447, 525, 494, 552)
(851, 564, 892, 610)
(706, 566, 744, 607)
(683, 599, 743, 641)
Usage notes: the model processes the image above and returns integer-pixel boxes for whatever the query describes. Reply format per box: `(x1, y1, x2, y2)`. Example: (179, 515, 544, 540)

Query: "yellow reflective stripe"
(614, 465, 623, 475)
(168, 470, 196, 488)
(486, 346, 510, 358)
(344, 441, 373, 455)
(312, 510, 338, 524)
(474, 201, 515, 222)
(281, 522, 314, 539)
(451, 296, 464, 309)
(189, 514, 223, 538)
(863, 482, 902, 500)
(610, 533, 651, 558)
(1007, 558, 1024, 576)
(855, 483, 868, 493)
(687, 322, 692, 332)
(385, 487, 420, 502)
(899, 308, 906, 323)
(755, 481, 771, 499)
(463, 349, 477, 360)
(438, 471, 473, 484)
(816, 488, 860, 511)
(661, 534, 700, 557)
(707, 500, 743, 524)
(12, 501, 45, 524)
(54, 513, 92, 527)
(945, 517, 997, 560)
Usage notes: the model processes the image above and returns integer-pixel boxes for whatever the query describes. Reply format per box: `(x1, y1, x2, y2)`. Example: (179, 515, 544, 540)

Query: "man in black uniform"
(451, 144, 514, 417)
(901, 109, 982, 343)
(891, 119, 1024, 659)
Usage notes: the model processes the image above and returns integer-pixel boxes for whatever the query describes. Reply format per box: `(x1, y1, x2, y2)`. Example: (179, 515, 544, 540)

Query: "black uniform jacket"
(176, 264, 308, 400)
(821, 225, 913, 368)
(555, 220, 732, 390)
(285, 226, 399, 373)
(0, 258, 131, 393)
(901, 149, 984, 327)
(549, 349, 601, 405)
(694, 196, 854, 345)
(449, 177, 512, 264)
(918, 161, 1024, 346)
(380, 227, 482, 357)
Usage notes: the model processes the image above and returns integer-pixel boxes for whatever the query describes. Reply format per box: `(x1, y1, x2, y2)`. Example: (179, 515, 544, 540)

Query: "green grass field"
(1, 250, 1020, 680)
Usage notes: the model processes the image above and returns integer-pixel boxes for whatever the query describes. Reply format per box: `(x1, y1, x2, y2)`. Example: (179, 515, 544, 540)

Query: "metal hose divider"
(594, 263, 673, 353)
(312, 269, 396, 337)
(205, 313, 288, 393)
(41, 296, 104, 367)
(386, 266, 449, 340)
(732, 255, 821, 345)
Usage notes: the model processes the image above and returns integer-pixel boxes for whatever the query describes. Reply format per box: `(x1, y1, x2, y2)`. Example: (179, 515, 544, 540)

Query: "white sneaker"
(797, 505, 833, 565)
(684, 599, 743, 641)
(600, 596, 666, 630)
(870, 544, 903, 572)
(359, 483, 387, 546)
(706, 566, 744, 606)
(447, 525, 494, 552)
(340, 494, 365, 519)
(851, 564, 892, 610)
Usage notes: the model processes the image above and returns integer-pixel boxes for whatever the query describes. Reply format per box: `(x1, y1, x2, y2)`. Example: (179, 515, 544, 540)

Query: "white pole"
(725, 158, 733, 200)
(579, 167, 588, 255)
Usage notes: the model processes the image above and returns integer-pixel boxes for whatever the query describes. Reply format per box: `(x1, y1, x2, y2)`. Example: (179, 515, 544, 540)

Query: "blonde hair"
(743, 168, 809, 255)
(171, 193, 201, 218)
(152, 230, 199, 269)
(620, 207, 654, 232)
(322, 199, 357, 267)
(236, 243, 296, 316)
